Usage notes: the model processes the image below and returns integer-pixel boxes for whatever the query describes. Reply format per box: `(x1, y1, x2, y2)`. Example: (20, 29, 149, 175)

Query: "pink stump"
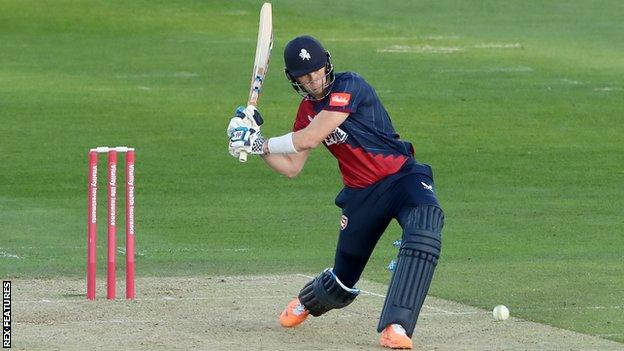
(87, 150, 98, 300)
(107, 150, 118, 300)
(125, 150, 136, 299)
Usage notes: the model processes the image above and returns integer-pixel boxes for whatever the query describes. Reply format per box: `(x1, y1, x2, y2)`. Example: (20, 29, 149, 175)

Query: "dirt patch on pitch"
(11, 275, 624, 350)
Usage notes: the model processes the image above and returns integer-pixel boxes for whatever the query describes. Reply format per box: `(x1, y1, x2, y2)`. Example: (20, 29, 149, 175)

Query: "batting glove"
(227, 105, 266, 158)
(226, 105, 264, 137)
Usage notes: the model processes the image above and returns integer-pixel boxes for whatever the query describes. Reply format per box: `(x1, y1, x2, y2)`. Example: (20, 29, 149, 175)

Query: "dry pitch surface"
(11, 275, 624, 350)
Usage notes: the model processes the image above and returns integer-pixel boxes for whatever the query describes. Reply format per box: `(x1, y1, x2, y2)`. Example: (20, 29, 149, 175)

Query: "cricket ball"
(492, 305, 510, 321)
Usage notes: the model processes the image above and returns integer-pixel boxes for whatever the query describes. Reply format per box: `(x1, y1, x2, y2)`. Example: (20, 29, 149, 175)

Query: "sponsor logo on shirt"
(421, 182, 433, 191)
(307, 115, 348, 146)
(324, 127, 348, 146)
(340, 215, 348, 230)
(329, 93, 351, 107)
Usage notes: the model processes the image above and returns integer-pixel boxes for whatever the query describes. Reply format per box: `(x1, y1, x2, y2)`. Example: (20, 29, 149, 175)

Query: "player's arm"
(260, 110, 349, 178)
(260, 150, 310, 178)
(292, 110, 349, 150)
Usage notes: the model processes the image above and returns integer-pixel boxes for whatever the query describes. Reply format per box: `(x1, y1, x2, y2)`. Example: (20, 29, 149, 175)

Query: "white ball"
(492, 305, 509, 321)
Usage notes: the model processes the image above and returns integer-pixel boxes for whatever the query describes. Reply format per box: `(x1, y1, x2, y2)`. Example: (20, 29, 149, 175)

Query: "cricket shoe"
(380, 324, 413, 349)
(279, 298, 309, 328)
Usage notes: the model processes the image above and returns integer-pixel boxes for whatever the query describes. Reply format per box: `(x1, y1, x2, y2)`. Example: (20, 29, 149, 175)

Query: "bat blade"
(239, 2, 273, 162)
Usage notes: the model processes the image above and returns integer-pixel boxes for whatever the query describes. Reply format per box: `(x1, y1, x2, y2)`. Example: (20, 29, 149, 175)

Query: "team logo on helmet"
(299, 48, 311, 61)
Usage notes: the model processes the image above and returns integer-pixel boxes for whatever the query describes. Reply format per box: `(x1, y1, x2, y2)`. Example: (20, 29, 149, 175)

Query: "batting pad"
(299, 268, 360, 317)
(377, 205, 444, 337)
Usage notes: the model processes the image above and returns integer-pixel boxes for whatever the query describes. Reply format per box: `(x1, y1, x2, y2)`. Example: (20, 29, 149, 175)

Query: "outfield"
(1, 0, 623, 348)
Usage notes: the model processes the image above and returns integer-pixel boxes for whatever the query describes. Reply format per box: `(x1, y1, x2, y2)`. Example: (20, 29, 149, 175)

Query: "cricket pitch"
(11, 275, 624, 350)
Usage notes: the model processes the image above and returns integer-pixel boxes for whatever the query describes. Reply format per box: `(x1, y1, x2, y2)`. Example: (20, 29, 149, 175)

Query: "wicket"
(87, 146, 135, 300)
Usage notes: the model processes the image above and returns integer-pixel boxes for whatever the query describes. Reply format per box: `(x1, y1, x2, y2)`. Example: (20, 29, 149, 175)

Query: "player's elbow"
(283, 158, 305, 178)
(284, 170, 299, 179)
(284, 164, 304, 179)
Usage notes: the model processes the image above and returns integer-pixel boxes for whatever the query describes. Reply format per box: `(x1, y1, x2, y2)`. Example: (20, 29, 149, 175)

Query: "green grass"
(1, 0, 623, 344)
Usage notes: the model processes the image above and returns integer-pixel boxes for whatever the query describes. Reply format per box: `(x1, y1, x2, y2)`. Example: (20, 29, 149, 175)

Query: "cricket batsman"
(227, 35, 444, 349)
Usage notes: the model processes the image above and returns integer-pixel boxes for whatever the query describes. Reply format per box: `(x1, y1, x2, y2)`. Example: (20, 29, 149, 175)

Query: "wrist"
(262, 140, 269, 154)
(267, 132, 298, 154)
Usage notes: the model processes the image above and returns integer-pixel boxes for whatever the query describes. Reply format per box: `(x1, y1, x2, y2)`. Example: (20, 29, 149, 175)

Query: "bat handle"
(239, 150, 248, 162)
(238, 101, 256, 163)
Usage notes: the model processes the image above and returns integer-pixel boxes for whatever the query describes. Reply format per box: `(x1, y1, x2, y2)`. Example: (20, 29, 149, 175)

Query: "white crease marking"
(115, 72, 199, 79)
(296, 273, 463, 315)
(594, 87, 623, 91)
(435, 66, 533, 73)
(0, 251, 22, 259)
(560, 78, 583, 85)
(325, 36, 460, 42)
(474, 42, 522, 49)
(5, 246, 248, 255)
(377, 45, 464, 54)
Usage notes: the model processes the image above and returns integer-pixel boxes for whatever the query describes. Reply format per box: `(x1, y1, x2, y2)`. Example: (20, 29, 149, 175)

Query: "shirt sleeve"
(322, 74, 367, 114)
(293, 116, 306, 132)
(293, 99, 314, 132)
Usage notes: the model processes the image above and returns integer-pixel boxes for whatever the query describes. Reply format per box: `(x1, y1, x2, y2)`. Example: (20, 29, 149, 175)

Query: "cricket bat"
(239, 2, 273, 162)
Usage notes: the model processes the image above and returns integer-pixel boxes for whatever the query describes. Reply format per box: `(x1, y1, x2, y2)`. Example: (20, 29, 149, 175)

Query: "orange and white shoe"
(279, 298, 309, 328)
(380, 324, 413, 349)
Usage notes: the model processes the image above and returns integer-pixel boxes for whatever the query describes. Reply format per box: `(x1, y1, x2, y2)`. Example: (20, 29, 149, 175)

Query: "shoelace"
(293, 303, 306, 316)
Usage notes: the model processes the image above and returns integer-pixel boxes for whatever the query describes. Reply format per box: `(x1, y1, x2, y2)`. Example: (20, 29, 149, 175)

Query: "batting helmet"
(283, 35, 335, 100)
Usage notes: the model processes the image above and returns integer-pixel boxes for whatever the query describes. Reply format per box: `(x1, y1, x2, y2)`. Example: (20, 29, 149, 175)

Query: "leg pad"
(299, 268, 360, 317)
(377, 205, 444, 337)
